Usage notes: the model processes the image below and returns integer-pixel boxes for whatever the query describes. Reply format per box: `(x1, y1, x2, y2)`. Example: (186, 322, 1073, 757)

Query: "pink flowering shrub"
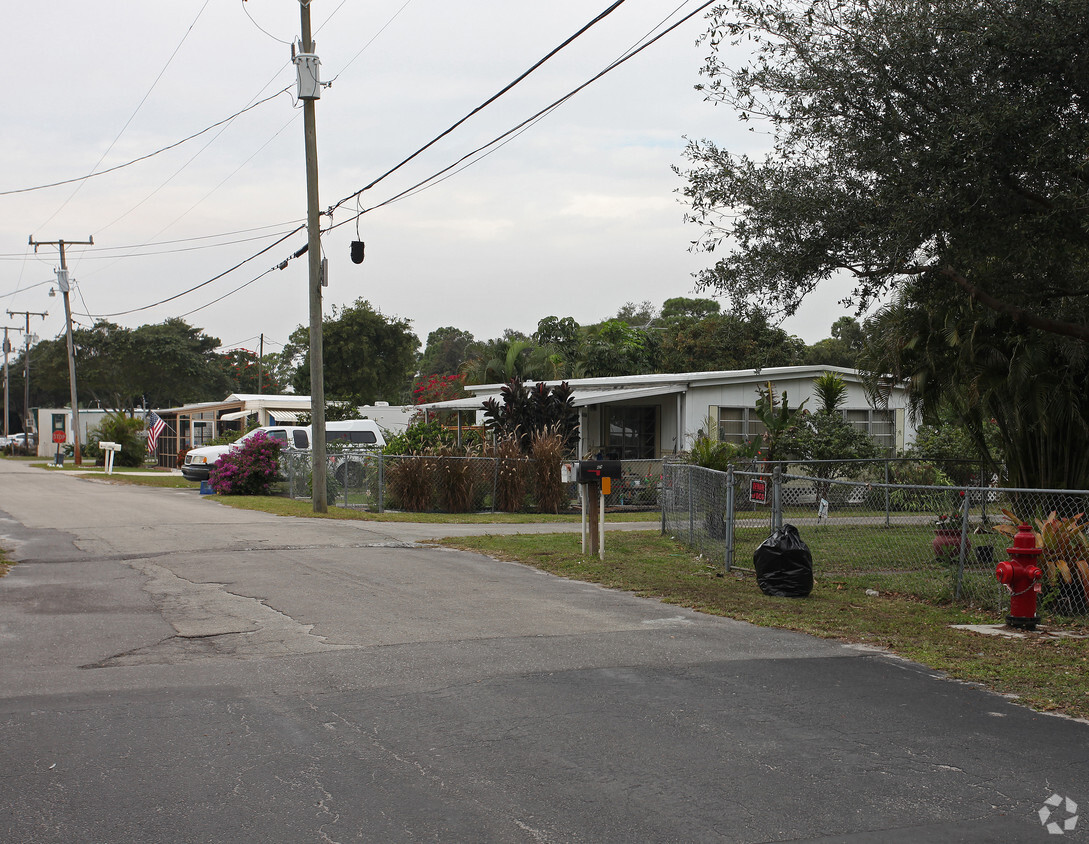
(208, 431, 283, 495)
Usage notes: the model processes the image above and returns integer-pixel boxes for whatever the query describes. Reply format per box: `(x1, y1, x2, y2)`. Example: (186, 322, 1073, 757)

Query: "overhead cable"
(30, 1, 212, 225)
(76, 225, 304, 319)
(325, 0, 630, 218)
(330, 0, 716, 226)
(0, 88, 292, 197)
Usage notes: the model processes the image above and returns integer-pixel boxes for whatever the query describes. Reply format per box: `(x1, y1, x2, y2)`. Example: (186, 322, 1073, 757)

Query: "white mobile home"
(422, 366, 914, 459)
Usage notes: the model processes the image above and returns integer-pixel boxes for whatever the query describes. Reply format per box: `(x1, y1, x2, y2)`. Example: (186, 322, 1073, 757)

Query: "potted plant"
(933, 510, 970, 560)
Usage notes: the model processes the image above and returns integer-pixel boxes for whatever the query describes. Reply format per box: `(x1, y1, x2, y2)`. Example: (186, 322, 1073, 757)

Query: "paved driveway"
(0, 461, 1084, 842)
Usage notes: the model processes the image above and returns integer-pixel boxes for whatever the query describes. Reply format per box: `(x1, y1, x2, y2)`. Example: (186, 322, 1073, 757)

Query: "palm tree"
(859, 285, 1089, 494)
(813, 371, 847, 414)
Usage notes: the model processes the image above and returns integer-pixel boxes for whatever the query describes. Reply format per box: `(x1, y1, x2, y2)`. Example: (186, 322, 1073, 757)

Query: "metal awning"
(219, 409, 254, 421)
(417, 383, 688, 412)
(566, 384, 687, 406)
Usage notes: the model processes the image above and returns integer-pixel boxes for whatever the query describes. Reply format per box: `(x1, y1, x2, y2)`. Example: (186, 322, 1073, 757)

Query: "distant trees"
(283, 298, 419, 405)
(418, 326, 476, 378)
(659, 308, 805, 373)
(11, 290, 881, 433)
(18, 318, 229, 412)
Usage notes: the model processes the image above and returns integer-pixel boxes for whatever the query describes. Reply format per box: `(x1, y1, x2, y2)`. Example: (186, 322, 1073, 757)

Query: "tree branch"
(939, 266, 1089, 341)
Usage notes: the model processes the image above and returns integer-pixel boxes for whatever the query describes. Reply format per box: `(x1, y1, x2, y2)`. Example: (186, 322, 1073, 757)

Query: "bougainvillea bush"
(208, 431, 283, 495)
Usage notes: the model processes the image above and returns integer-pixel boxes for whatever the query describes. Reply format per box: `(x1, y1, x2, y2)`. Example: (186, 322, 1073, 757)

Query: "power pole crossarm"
(29, 235, 92, 466)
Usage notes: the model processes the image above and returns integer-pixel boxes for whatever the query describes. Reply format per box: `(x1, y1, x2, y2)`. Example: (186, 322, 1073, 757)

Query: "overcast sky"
(1, 0, 858, 364)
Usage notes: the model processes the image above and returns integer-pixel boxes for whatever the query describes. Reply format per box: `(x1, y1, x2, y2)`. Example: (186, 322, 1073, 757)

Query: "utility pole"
(297, 1, 327, 513)
(6, 309, 47, 443)
(2, 325, 26, 439)
(258, 333, 264, 395)
(30, 236, 93, 466)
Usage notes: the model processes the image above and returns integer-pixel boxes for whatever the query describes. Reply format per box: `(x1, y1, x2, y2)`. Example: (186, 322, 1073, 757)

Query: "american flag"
(147, 411, 166, 454)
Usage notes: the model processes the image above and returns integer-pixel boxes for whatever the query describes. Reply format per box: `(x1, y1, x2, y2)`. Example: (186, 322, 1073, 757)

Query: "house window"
(717, 408, 744, 444)
(192, 421, 210, 446)
(717, 407, 766, 446)
(868, 410, 896, 455)
(604, 406, 656, 459)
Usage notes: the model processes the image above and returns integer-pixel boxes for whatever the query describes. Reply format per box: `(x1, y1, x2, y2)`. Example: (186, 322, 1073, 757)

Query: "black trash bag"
(753, 523, 813, 598)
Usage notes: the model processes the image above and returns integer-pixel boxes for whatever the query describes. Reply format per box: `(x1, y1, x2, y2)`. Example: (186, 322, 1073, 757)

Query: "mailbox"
(576, 460, 621, 485)
(99, 441, 122, 475)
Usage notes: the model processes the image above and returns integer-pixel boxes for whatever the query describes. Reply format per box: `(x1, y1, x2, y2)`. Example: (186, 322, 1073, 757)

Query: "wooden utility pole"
(6, 309, 47, 444)
(297, 1, 327, 512)
(30, 236, 92, 466)
(2, 325, 26, 439)
(258, 333, 264, 394)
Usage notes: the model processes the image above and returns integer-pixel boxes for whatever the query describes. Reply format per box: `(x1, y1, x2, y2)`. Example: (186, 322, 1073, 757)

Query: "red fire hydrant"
(995, 524, 1043, 630)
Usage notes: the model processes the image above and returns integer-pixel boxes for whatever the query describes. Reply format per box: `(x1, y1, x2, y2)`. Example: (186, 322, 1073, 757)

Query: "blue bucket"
(199, 480, 214, 495)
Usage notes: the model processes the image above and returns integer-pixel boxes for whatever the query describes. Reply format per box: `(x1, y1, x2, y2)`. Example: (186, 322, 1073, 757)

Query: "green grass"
(207, 494, 657, 523)
(31, 461, 166, 473)
(438, 530, 1089, 720)
(76, 472, 196, 489)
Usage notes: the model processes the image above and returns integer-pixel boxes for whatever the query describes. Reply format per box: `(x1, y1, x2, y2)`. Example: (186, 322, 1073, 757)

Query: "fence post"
(688, 466, 694, 546)
(492, 457, 499, 514)
(377, 453, 385, 513)
(660, 461, 667, 535)
(725, 465, 735, 573)
(884, 459, 891, 528)
(954, 487, 971, 600)
(978, 456, 989, 525)
(771, 464, 782, 531)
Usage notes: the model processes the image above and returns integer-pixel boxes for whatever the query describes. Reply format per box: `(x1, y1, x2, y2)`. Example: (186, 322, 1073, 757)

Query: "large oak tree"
(681, 0, 1089, 487)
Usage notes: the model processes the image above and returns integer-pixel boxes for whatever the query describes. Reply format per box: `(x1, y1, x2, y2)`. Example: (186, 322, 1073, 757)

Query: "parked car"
(181, 426, 310, 482)
(4, 433, 35, 451)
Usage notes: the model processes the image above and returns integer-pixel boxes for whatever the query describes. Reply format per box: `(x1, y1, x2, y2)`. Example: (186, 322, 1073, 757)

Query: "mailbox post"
(99, 441, 122, 474)
(577, 460, 621, 559)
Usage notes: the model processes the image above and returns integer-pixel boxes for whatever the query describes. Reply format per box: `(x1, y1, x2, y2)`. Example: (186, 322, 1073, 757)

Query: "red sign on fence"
(750, 478, 768, 504)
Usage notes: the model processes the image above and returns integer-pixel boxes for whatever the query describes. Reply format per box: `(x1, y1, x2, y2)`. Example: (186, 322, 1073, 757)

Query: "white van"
(321, 419, 385, 448)
(316, 419, 386, 486)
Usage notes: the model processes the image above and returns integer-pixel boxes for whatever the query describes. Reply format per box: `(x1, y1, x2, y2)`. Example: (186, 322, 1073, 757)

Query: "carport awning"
(417, 383, 688, 412)
(219, 410, 253, 421)
(567, 384, 687, 406)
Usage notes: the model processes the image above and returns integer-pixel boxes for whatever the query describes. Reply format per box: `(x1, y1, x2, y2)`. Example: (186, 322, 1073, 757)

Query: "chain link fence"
(277, 451, 662, 515)
(663, 462, 1089, 619)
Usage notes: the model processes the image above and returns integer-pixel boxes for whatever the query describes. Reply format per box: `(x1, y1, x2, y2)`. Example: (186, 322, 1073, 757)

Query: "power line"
(32, 1, 212, 229)
(75, 226, 303, 319)
(0, 88, 292, 197)
(330, 0, 716, 227)
(325, 0, 631, 219)
(175, 269, 276, 321)
(0, 279, 54, 300)
(91, 107, 300, 241)
(0, 221, 303, 260)
(69, 1, 706, 326)
(324, 0, 415, 84)
(241, 0, 293, 45)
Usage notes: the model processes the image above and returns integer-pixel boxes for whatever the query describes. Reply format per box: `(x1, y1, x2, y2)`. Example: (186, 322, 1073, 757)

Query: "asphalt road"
(0, 461, 1084, 843)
